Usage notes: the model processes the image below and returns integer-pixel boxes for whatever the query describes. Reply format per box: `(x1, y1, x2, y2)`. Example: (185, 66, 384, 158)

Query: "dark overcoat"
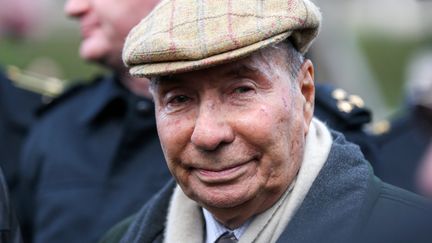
(101, 131, 432, 243)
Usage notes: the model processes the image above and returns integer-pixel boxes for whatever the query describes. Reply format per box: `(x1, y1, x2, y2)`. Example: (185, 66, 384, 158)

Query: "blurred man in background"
(0, 0, 51, 205)
(0, 0, 41, 38)
(0, 65, 48, 203)
(1, 0, 48, 242)
(373, 49, 432, 196)
(16, 0, 173, 242)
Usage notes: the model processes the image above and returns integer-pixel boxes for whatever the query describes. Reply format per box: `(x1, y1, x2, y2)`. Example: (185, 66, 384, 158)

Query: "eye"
(234, 86, 254, 94)
(168, 95, 190, 105)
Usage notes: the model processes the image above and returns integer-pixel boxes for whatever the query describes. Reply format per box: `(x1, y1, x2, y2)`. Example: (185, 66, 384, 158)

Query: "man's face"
(64, 0, 159, 68)
(152, 47, 315, 223)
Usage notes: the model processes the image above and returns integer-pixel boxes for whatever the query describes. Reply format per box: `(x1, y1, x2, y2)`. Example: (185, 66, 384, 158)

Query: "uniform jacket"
(16, 74, 172, 243)
(102, 130, 432, 243)
(0, 66, 42, 197)
(373, 105, 432, 192)
(314, 83, 378, 164)
(0, 167, 22, 243)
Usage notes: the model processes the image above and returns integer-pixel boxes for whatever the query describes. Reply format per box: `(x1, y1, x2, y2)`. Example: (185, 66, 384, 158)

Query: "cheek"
(231, 101, 289, 156)
(157, 117, 181, 149)
(156, 112, 194, 159)
(96, 10, 128, 39)
(79, 31, 110, 60)
(249, 105, 290, 142)
(251, 103, 302, 168)
(103, 21, 126, 42)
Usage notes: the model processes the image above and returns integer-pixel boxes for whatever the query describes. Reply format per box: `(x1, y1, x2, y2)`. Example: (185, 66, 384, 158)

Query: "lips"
(193, 160, 252, 183)
(79, 16, 99, 39)
(80, 23, 95, 38)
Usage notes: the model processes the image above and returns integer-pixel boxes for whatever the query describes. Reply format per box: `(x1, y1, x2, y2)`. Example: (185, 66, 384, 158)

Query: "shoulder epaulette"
(35, 75, 105, 116)
(368, 120, 391, 135)
(35, 83, 86, 117)
(6, 65, 66, 98)
(315, 84, 372, 129)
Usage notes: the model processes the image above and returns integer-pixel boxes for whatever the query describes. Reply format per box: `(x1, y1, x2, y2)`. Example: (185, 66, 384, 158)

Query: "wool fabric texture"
(123, 0, 322, 77)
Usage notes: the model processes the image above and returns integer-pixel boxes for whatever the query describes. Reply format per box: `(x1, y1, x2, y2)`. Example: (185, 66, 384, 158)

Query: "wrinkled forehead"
(150, 46, 289, 88)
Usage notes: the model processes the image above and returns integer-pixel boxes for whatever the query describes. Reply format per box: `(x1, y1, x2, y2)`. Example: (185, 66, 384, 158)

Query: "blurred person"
(313, 83, 378, 164)
(0, 66, 48, 199)
(418, 144, 432, 198)
(101, 0, 432, 242)
(0, 0, 52, 199)
(373, 49, 432, 196)
(0, 0, 41, 38)
(15, 0, 172, 243)
(1, 1, 56, 242)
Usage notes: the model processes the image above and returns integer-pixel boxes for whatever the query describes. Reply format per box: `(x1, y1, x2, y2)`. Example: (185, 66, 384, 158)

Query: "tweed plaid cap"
(123, 0, 322, 77)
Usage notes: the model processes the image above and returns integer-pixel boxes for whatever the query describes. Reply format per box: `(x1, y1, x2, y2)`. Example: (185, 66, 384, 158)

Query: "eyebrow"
(222, 63, 261, 78)
(155, 61, 264, 87)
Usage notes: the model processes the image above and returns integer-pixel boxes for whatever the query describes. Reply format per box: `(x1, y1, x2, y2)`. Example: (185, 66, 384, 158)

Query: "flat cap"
(123, 0, 322, 77)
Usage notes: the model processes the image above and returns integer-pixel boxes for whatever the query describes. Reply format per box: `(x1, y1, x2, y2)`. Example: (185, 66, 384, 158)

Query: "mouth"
(80, 24, 94, 39)
(193, 160, 254, 183)
(79, 17, 99, 39)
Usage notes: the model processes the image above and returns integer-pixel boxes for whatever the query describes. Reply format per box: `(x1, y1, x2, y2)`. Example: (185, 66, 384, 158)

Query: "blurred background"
(0, 0, 105, 84)
(0, 0, 431, 121)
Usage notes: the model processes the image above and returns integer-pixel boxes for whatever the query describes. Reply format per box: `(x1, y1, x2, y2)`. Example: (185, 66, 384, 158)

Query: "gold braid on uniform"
(6, 65, 66, 98)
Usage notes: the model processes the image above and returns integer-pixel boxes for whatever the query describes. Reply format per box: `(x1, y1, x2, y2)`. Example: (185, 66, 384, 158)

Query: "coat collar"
(78, 74, 129, 125)
(276, 130, 374, 243)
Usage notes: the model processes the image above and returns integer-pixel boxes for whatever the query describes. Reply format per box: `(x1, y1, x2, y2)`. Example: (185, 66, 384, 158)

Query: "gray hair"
(268, 40, 305, 82)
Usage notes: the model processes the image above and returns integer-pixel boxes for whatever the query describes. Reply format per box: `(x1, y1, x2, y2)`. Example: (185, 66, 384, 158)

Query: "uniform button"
(136, 100, 153, 114)
(331, 89, 347, 100)
(337, 100, 353, 113)
(348, 95, 365, 108)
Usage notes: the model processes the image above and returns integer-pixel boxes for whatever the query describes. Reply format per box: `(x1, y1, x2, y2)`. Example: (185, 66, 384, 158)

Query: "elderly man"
(101, 0, 432, 242)
(15, 0, 172, 243)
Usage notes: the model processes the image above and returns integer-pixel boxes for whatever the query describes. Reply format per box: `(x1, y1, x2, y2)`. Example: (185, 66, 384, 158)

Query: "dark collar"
(78, 74, 129, 124)
(276, 130, 372, 243)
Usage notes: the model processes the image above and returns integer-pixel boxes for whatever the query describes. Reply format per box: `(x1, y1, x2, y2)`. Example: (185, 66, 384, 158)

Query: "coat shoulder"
(99, 215, 136, 243)
(360, 177, 432, 242)
(36, 75, 104, 117)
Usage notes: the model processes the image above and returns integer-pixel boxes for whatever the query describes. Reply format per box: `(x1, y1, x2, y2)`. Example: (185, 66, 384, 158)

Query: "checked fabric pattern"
(123, 0, 321, 76)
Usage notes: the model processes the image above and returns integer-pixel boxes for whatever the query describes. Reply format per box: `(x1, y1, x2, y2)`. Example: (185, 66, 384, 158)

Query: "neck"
(118, 69, 152, 98)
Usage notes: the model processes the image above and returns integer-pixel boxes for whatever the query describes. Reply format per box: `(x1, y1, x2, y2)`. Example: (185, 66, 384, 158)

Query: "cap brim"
(130, 32, 291, 77)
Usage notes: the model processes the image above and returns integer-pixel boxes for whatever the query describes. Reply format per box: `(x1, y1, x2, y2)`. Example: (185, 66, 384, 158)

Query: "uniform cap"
(123, 0, 322, 77)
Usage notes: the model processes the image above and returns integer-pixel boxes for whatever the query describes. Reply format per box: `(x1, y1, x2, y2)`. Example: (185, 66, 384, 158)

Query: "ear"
(297, 59, 315, 135)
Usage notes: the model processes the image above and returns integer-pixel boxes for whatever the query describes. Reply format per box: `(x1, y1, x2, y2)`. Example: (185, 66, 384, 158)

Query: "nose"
(64, 0, 89, 18)
(191, 102, 235, 151)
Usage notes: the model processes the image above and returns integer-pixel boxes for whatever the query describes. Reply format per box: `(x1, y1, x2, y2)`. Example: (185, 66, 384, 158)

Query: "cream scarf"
(163, 118, 333, 243)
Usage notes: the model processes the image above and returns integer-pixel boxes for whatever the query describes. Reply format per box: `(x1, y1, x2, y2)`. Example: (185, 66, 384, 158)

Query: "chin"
(79, 40, 109, 63)
(195, 188, 253, 209)
(79, 49, 100, 63)
(203, 198, 245, 209)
